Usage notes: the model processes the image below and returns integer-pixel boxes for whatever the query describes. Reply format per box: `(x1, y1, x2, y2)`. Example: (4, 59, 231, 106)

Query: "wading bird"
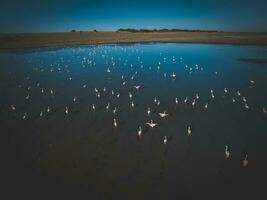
(146, 120, 158, 128)
(164, 136, 167, 144)
(225, 145, 230, 159)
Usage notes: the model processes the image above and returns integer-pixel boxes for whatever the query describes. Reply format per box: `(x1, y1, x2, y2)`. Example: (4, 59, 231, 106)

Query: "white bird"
(187, 126, 192, 136)
(175, 97, 178, 104)
(138, 126, 142, 137)
(113, 118, 117, 128)
(22, 112, 27, 120)
(131, 101, 134, 108)
(170, 72, 176, 79)
(11, 105, 16, 110)
(159, 111, 168, 118)
(41, 88, 44, 93)
(196, 93, 199, 99)
(65, 106, 69, 115)
(147, 107, 151, 116)
(184, 97, 188, 103)
(263, 107, 267, 114)
(250, 80, 255, 84)
(205, 103, 208, 109)
(92, 104, 95, 111)
(243, 154, 248, 167)
(224, 88, 228, 94)
(164, 136, 167, 145)
(211, 90, 215, 99)
(225, 145, 230, 159)
(39, 111, 43, 117)
(192, 99, 196, 107)
(154, 97, 157, 103)
(129, 92, 132, 99)
(245, 104, 249, 110)
(146, 120, 158, 128)
(157, 100, 160, 106)
(50, 90, 54, 95)
(73, 97, 76, 103)
(47, 106, 50, 113)
(211, 93, 215, 99)
(237, 91, 241, 96)
(106, 103, 110, 111)
(133, 85, 141, 90)
(113, 107, 117, 115)
(232, 98, 236, 103)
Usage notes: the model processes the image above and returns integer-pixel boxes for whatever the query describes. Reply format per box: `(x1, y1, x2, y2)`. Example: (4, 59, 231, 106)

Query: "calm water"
(0, 43, 267, 199)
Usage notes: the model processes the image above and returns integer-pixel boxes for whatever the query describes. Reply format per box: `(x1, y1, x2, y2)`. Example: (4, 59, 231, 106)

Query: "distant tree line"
(117, 28, 222, 33)
(70, 29, 98, 33)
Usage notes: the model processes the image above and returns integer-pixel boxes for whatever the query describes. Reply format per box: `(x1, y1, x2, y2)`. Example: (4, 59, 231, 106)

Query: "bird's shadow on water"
(159, 135, 174, 178)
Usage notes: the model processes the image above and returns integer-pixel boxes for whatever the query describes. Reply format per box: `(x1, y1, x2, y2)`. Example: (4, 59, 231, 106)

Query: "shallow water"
(0, 43, 267, 199)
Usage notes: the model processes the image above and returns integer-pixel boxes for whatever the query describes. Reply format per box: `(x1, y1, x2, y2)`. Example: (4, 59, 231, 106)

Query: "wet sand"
(1, 31, 267, 49)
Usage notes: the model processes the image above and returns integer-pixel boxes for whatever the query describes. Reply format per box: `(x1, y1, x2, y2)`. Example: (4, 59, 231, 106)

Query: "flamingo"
(65, 106, 69, 115)
(113, 118, 117, 128)
(159, 111, 168, 118)
(243, 154, 248, 167)
(170, 72, 176, 79)
(138, 126, 142, 137)
(133, 85, 141, 90)
(164, 136, 167, 145)
(147, 107, 151, 116)
(146, 120, 158, 128)
(187, 126, 192, 136)
(10, 105, 16, 110)
(225, 145, 230, 159)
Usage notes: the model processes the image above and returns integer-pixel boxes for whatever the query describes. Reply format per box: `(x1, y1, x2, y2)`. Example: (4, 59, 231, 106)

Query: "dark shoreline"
(237, 58, 267, 64)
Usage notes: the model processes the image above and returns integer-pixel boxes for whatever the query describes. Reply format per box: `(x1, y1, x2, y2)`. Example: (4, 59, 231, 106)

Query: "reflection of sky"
(1, 0, 267, 32)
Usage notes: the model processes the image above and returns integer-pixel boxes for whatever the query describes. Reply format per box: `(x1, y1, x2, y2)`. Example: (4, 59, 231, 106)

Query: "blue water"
(0, 43, 267, 199)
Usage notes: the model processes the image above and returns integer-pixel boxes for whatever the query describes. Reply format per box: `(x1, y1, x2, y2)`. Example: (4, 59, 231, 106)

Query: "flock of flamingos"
(6, 45, 267, 168)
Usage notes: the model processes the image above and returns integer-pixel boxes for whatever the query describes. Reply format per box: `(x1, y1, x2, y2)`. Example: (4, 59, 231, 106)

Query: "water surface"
(1, 43, 267, 199)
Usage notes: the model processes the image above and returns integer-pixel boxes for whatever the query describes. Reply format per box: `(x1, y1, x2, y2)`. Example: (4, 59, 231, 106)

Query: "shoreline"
(1, 31, 267, 50)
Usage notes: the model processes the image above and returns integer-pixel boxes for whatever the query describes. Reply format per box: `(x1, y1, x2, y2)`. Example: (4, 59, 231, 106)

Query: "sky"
(0, 0, 267, 33)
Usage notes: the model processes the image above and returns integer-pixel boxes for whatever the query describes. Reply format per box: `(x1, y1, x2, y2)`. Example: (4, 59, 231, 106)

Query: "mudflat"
(1, 31, 267, 49)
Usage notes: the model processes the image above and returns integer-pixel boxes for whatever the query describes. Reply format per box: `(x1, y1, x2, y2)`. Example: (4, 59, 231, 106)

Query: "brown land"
(1, 31, 267, 49)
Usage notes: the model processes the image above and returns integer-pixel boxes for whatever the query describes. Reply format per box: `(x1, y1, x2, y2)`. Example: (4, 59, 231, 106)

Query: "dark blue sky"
(1, 0, 267, 32)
